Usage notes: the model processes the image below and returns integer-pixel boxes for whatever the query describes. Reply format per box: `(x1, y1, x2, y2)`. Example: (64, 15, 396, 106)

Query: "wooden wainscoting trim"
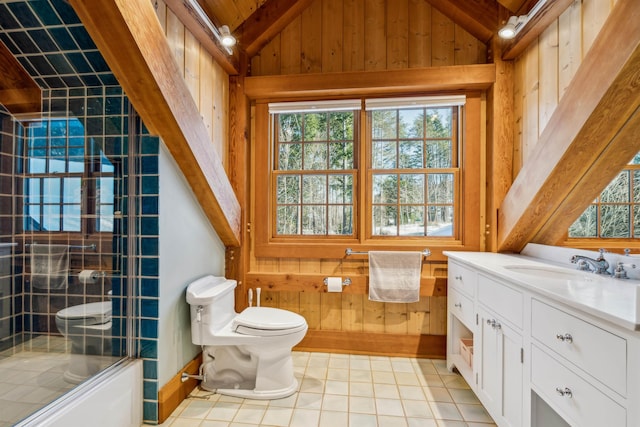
(245, 272, 446, 297)
(158, 353, 203, 424)
(295, 330, 446, 359)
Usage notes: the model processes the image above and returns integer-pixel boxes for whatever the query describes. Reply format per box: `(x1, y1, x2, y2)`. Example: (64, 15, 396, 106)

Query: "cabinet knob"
(555, 333, 573, 343)
(454, 302, 462, 308)
(486, 319, 501, 330)
(455, 275, 462, 280)
(555, 387, 573, 398)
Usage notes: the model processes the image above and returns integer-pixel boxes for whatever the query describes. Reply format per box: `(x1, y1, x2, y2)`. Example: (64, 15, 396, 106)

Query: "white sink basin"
(503, 265, 607, 282)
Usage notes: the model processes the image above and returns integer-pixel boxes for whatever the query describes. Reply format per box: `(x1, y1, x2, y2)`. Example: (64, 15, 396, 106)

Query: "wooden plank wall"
(250, 0, 487, 76)
(154, 0, 230, 169)
(245, 0, 488, 356)
(513, 0, 616, 175)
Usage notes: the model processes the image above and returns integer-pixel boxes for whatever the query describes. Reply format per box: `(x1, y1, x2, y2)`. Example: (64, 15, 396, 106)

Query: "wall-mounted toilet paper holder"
(323, 277, 351, 287)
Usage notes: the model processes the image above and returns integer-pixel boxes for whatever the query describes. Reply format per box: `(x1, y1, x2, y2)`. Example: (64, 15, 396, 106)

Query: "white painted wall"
(158, 142, 225, 387)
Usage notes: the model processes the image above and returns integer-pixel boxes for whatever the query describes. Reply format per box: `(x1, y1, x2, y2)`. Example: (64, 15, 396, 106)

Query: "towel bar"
(345, 248, 431, 257)
(26, 243, 97, 251)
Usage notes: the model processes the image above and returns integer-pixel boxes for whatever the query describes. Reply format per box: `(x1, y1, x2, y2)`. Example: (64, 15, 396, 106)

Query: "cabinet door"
(478, 307, 523, 427)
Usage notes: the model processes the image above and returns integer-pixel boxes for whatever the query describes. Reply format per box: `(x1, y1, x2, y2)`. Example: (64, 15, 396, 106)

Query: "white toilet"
(55, 301, 112, 383)
(186, 275, 308, 399)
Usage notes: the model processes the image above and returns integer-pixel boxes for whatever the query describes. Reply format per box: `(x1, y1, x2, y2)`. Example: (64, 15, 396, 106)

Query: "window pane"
(372, 141, 396, 169)
(373, 206, 397, 236)
(98, 204, 114, 232)
(63, 204, 81, 231)
(428, 206, 453, 236)
(427, 174, 454, 204)
(328, 175, 352, 203)
(329, 142, 353, 169)
(277, 206, 300, 234)
(279, 113, 302, 142)
(328, 206, 352, 235)
(302, 175, 326, 204)
(43, 178, 61, 203)
(399, 174, 424, 203)
(303, 113, 327, 141)
(98, 177, 114, 204)
(64, 177, 82, 203)
(303, 142, 328, 170)
(399, 140, 423, 168)
(601, 171, 629, 203)
(302, 206, 326, 235)
(28, 151, 46, 173)
(372, 174, 397, 204)
(426, 108, 452, 137)
(635, 206, 640, 238)
(600, 205, 629, 237)
(399, 109, 423, 138)
(24, 204, 40, 231)
(329, 112, 354, 140)
(68, 157, 84, 173)
(276, 175, 300, 204)
(399, 206, 425, 236)
(568, 205, 598, 237)
(278, 143, 302, 170)
(634, 170, 640, 203)
(48, 156, 66, 173)
(427, 140, 452, 168)
(372, 110, 397, 139)
(25, 178, 40, 203)
(42, 205, 60, 231)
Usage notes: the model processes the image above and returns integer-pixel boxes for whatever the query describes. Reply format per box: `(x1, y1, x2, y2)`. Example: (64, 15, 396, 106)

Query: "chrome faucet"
(570, 249, 610, 275)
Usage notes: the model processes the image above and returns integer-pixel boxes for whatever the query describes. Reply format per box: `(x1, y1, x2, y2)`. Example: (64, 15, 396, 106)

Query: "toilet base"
(214, 377, 299, 400)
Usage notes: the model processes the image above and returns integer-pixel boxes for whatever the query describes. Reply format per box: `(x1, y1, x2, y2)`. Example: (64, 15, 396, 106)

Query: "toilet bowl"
(55, 301, 112, 383)
(186, 275, 308, 399)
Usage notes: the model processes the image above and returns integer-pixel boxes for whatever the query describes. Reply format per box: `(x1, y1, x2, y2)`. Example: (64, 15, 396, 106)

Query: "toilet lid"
(233, 307, 307, 336)
(56, 301, 111, 324)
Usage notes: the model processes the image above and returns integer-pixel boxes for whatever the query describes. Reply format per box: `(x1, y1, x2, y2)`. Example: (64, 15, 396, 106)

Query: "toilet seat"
(233, 307, 307, 337)
(56, 301, 111, 326)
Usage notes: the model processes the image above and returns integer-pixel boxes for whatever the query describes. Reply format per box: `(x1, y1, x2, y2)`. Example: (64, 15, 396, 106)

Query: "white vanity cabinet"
(445, 250, 640, 427)
(476, 274, 524, 427)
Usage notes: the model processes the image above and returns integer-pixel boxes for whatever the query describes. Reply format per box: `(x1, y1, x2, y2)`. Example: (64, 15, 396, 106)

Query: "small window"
(568, 152, 640, 238)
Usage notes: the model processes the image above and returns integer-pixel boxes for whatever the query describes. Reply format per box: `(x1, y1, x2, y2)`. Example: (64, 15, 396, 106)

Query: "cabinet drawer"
(448, 261, 476, 297)
(531, 345, 626, 427)
(531, 299, 626, 396)
(478, 275, 523, 329)
(449, 288, 474, 329)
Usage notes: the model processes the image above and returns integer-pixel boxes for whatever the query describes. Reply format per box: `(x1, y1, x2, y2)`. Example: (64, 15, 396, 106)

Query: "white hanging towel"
(368, 251, 422, 303)
(31, 243, 69, 290)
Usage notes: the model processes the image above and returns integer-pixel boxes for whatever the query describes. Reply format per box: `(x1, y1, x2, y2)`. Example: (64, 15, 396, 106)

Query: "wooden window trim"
(253, 93, 483, 260)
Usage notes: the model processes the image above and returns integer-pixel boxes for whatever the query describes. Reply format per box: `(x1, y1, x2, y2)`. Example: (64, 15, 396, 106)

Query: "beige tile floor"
(157, 352, 496, 427)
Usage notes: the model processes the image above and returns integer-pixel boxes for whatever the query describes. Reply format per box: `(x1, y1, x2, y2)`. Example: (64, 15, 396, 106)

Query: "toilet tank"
(186, 275, 237, 344)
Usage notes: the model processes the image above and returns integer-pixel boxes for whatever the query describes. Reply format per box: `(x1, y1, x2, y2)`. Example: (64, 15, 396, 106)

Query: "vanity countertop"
(444, 251, 640, 332)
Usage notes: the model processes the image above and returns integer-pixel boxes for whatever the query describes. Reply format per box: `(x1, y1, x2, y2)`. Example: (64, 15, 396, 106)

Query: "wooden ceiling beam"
(0, 41, 41, 115)
(244, 64, 496, 100)
(425, 0, 498, 43)
(69, 0, 241, 246)
(501, 0, 573, 60)
(235, 0, 316, 58)
(497, 0, 640, 252)
(163, 0, 240, 75)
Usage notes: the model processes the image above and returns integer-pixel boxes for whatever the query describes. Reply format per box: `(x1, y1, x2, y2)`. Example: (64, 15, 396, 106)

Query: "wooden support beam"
(235, 0, 316, 58)
(244, 64, 496, 100)
(0, 40, 41, 114)
(425, 0, 498, 43)
(497, 0, 640, 252)
(501, 0, 573, 60)
(163, 0, 239, 75)
(69, 0, 241, 246)
(486, 36, 514, 252)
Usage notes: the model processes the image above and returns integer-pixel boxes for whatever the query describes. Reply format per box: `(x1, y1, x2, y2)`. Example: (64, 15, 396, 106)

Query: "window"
(272, 101, 358, 237)
(568, 152, 640, 238)
(21, 118, 115, 234)
(367, 99, 460, 237)
(254, 94, 481, 257)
